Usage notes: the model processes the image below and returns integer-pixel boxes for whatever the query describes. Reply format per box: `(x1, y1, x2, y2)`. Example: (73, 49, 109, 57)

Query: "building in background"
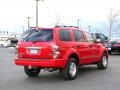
(0, 31, 21, 47)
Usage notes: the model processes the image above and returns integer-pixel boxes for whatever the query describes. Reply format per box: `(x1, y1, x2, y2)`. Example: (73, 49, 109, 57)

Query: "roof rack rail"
(69, 26, 78, 28)
(54, 25, 78, 28)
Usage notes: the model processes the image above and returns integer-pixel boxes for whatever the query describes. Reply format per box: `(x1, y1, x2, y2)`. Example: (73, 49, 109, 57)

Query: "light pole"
(77, 19, 82, 28)
(88, 26, 92, 32)
(35, 0, 44, 28)
(26, 17, 31, 29)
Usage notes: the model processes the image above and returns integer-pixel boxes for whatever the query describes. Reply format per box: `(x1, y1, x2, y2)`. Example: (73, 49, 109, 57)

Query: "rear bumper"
(109, 47, 120, 52)
(15, 57, 66, 68)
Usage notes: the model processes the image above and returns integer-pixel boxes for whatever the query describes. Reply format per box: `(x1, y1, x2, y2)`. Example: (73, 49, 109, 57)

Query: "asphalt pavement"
(0, 48, 120, 90)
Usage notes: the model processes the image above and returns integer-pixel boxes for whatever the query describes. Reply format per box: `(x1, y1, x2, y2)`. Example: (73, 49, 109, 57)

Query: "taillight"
(114, 44, 120, 47)
(15, 50, 18, 57)
(15, 44, 18, 56)
(52, 45, 60, 59)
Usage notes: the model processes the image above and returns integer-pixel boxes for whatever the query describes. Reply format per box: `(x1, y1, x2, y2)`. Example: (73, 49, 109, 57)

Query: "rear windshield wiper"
(32, 40, 45, 43)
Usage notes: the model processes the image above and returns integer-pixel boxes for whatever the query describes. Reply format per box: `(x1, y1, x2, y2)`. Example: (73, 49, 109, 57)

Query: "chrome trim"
(25, 47, 41, 50)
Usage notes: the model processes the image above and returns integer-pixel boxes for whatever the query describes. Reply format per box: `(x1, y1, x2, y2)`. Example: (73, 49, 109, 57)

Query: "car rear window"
(19, 29, 37, 41)
(20, 29, 53, 42)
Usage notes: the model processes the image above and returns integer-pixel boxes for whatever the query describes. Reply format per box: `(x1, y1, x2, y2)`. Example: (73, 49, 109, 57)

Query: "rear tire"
(62, 58, 78, 80)
(24, 66, 41, 77)
(97, 53, 108, 70)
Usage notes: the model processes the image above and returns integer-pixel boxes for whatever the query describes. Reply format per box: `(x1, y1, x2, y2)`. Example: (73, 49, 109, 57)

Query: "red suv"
(15, 26, 109, 80)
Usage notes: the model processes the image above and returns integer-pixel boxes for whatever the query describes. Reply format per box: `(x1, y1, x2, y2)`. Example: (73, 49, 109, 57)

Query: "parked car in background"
(10, 38, 18, 47)
(91, 33, 108, 46)
(0, 39, 11, 47)
(91, 33, 110, 54)
(107, 38, 120, 54)
(15, 26, 109, 80)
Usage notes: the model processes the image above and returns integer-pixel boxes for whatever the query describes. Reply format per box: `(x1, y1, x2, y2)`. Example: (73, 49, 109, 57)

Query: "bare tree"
(106, 8, 120, 39)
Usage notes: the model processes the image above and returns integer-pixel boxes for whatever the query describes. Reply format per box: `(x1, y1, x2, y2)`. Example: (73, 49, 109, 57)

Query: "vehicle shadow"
(110, 53, 120, 56)
(23, 65, 100, 83)
(23, 71, 65, 83)
(77, 65, 103, 77)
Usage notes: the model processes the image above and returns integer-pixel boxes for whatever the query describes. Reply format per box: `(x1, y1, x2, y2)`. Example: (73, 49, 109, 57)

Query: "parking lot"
(0, 48, 120, 90)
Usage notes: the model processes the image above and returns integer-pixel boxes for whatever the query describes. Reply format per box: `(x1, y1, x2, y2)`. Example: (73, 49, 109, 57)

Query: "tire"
(0, 44, 4, 47)
(62, 58, 78, 80)
(24, 66, 41, 77)
(97, 53, 108, 70)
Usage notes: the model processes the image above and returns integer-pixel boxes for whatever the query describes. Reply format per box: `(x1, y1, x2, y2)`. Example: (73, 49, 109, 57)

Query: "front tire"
(24, 66, 41, 77)
(62, 58, 78, 80)
(97, 53, 108, 70)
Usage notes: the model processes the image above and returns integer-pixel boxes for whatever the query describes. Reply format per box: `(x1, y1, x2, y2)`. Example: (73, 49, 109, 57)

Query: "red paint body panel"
(15, 57, 66, 68)
(15, 27, 108, 69)
(18, 42, 53, 59)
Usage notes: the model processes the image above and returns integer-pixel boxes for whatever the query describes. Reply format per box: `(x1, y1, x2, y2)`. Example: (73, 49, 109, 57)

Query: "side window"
(95, 34, 100, 39)
(59, 30, 72, 41)
(85, 32, 95, 42)
(74, 30, 85, 42)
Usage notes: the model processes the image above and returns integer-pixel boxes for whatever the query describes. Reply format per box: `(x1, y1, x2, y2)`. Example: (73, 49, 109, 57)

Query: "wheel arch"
(98, 50, 108, 62)
(103, 50, 109, 59)
(68, 53, 80, 65)
(62, 48, 80, 67)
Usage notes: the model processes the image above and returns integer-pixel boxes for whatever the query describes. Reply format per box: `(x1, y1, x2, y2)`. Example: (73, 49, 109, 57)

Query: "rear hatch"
(18, 29, 53, 59)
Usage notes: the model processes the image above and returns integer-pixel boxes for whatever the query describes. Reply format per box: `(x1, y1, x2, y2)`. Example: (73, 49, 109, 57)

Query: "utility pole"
(35, 0, 44, 28)
(26, 17, 31, 29)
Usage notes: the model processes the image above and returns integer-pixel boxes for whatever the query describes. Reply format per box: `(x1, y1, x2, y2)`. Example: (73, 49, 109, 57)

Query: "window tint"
(20, 29, 37, 41)
(74, 30, 85, 42)
(59, 30, 71, 41)
(23, 29, 53, 42)
(85, 32, 95, 42)
(99, 34, 106, 40)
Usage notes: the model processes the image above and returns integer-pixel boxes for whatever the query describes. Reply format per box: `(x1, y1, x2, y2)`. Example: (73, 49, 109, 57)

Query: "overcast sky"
(0, 0, 120, 33)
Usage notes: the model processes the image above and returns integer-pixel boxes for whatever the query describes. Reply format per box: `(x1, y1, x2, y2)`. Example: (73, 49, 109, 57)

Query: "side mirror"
(105, 37, 108, 40)
(97, 39, 101, 42)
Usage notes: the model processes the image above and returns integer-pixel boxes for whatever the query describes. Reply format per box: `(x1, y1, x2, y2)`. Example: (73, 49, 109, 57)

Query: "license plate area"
(26, 47, 41, 55)
(30, 49, 38, 54)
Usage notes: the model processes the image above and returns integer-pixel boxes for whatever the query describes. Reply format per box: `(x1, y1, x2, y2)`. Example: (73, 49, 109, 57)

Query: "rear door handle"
(89, 45, 93, 48)
(76, 45, 80, 48)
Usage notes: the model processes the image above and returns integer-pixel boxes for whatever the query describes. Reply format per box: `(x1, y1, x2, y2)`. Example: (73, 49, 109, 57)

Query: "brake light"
(15, 50, 18, 57)
(52, 45, 60, 59)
